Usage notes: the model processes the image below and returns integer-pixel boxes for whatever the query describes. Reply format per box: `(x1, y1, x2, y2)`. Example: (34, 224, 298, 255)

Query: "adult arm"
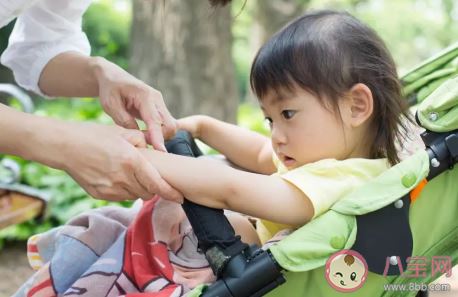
(38, 53, 176, 150)
(0, 0, 175, 149)
(0, 104, 183, 202)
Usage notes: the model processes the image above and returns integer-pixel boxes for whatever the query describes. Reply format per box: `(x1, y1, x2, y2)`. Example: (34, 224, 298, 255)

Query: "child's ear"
(347, 83, 374, 127)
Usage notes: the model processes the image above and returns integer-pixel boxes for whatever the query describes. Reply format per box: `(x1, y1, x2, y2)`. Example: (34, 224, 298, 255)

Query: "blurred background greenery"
(0, 0, 457, 244)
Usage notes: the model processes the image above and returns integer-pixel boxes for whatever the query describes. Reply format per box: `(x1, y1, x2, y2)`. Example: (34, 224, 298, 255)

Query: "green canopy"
(402, 42, 458, 104)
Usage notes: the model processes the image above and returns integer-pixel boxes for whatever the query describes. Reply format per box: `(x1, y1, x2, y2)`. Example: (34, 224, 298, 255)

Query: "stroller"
(174, 42, 458, 297)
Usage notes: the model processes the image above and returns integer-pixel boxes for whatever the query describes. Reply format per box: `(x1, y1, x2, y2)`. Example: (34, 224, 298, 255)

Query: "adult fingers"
(147, 118, 166, 152)
(137, 90, 166, 151)
(122, 129, 148, 148)
(157, 103, 177, 140)
(134, 155, 183, 203)
(102, 93, 139, 130)
(130, 171, 157, 201)
(122, 183, 151, 202)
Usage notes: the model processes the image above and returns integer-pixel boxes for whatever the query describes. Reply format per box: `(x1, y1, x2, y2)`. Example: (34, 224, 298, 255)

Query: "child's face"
(261, 87, 353, 169)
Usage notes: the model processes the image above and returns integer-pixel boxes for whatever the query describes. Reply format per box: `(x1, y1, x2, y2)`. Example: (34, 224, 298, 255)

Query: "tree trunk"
(245, 0, 308, 102)
(256, 0, 308, 43)
(129, 0, 238, 123)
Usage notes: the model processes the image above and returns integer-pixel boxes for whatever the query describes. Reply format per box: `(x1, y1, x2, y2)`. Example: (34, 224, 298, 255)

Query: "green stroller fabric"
(417, 76, 458, 132)
(190, 43, 458, 297)
(266, 151, 457, 297)
(403, 42, 458, 104)
(269, 151, 429, 272)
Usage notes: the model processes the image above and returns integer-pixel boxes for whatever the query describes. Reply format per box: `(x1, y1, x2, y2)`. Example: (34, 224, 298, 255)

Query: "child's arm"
(141, 149, 314, 227)
(178, 115, 276, 174)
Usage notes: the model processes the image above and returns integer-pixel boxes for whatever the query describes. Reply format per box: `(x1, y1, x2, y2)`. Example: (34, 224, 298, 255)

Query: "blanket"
(14, 197, 216, 297)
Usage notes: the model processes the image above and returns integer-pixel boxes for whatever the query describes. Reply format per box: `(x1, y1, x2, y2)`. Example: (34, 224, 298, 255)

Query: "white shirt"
(0, 0, 92, 95)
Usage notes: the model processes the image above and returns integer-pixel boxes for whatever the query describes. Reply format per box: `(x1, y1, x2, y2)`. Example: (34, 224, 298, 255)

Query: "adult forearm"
(38, 52, 177, 151)
(38, 52, 103, 98)
(0, 104, 67, 169)
(198, 116, 273, 173)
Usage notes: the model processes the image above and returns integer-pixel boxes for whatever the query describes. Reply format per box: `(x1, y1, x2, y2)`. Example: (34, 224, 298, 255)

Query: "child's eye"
(264, 117, 273, 127)
(281, 110, 296, 119)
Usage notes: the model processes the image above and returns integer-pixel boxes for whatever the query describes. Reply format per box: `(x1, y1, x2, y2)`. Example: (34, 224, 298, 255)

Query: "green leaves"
(238, 103, 270, 136)
(82, 0, 130, 69)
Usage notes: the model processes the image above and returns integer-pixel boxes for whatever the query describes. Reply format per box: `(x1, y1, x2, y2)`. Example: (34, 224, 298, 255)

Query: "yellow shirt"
(256, 156, 390, 244)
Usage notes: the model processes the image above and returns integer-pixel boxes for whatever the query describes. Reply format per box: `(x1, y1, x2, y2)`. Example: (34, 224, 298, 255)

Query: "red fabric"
(124, 197, 176, 291)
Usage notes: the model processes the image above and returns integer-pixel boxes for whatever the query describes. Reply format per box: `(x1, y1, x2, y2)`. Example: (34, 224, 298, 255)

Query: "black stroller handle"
(202, 247, 285, 297)
(165, 131, 285, 297)
(165, 131, 247, 259)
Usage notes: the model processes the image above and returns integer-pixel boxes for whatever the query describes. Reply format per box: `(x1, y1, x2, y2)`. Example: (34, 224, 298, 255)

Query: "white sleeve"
(0, 0, 92, 96)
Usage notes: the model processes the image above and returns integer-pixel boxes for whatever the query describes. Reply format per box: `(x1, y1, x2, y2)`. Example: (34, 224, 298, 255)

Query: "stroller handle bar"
(165, 131, 286, 297)
(202, 247, 285, 297)
(0, 84, 34, 113)
(417, 112, 458, 179)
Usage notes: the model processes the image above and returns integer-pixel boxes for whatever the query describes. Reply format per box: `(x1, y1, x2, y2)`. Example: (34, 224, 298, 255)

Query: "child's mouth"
(282, 155, 296, 167)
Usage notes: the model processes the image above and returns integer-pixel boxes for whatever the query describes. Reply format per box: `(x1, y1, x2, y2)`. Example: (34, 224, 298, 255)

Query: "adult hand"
(91, 57, 177, 151)
(0, 104, 183, 202)
(56, 122, 183, 202)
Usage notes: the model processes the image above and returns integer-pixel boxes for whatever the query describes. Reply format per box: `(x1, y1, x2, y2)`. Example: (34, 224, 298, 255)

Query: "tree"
(129, 0, 238, 123)
(256, 0, 309, 43)
(243, 0, 308, 102)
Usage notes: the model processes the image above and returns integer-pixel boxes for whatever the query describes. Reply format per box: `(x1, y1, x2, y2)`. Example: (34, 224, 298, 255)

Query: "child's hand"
(177, 115, 204, 138)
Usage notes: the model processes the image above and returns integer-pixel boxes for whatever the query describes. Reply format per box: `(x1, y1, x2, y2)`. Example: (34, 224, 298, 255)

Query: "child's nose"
(271, 126, 287, 145)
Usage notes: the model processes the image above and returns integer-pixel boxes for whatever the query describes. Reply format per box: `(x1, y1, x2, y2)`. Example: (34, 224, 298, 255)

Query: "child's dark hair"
(250, 10, 410, 165)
